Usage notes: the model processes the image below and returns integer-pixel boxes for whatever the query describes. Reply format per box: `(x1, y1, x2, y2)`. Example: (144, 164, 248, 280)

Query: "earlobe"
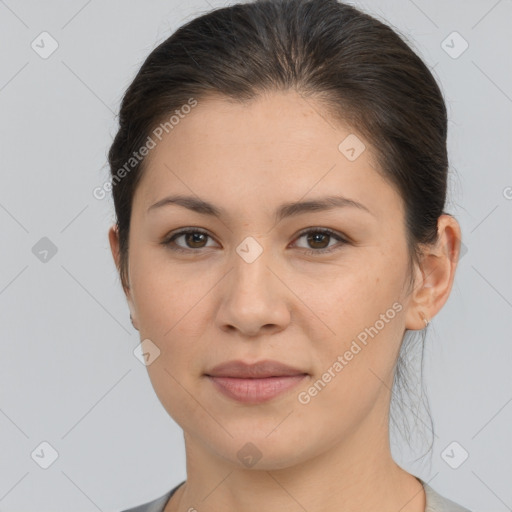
(128, 307, 139, 331)
(404, 214, 462, 331)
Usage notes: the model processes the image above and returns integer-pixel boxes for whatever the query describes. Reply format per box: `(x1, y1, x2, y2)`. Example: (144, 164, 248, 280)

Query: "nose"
(215, 244, 291, 338)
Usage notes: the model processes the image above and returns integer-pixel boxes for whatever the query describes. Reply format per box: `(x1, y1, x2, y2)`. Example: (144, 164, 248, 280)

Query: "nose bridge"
(231, 236, 275, 301)
(216, 236, 289, 335)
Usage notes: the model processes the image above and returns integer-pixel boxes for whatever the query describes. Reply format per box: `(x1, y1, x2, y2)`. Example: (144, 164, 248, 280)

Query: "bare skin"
(109, 90, 461, 512)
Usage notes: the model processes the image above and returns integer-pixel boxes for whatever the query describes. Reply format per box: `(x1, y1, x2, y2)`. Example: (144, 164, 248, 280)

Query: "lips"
(205, 359, 307, 378)
(205, 360, 308, 404)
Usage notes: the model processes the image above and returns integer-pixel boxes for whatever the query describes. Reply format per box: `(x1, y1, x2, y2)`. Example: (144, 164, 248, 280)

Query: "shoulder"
(120, 481, 184, 512)
(121, 479, 473, 512)
(421, 479, 473, 512)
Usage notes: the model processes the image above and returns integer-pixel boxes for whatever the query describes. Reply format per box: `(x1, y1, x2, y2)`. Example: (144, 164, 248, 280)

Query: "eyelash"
(161, 227, 348, 256)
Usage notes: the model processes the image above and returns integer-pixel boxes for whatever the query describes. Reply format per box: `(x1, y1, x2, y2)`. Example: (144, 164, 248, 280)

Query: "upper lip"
(205, 360, 308, 378)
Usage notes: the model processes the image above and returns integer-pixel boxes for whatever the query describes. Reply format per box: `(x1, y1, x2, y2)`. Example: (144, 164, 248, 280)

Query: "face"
(111, 90, 419, 469)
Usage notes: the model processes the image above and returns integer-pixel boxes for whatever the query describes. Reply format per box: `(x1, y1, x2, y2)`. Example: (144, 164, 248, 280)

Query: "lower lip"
(207, 375, 308, 404)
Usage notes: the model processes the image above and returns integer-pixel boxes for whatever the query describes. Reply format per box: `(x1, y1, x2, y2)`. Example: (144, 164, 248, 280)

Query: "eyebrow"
(147, 194, 373, 221)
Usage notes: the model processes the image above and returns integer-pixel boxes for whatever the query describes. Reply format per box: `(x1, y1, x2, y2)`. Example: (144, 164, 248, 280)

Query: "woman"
(108, 0, 471, 510)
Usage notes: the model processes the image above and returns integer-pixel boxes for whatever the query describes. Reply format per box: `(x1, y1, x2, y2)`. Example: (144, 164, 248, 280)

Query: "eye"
(162, 228, 218, 253)
(292, 228, 348, 255)
(161, 227, 348, 255)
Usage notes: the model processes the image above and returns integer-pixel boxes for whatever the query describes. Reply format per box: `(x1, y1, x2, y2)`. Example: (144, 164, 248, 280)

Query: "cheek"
(129, 244, 208, 335)
(308, 258, 407, 388)
(145, 360, 202, 432)
(310, 260, 404, 334)
(129, 253, 217, 402)
(297, 296, 405, 437)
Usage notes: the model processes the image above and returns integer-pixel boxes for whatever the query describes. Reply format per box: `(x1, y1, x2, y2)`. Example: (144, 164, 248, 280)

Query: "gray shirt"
(121, 478, 472, 512)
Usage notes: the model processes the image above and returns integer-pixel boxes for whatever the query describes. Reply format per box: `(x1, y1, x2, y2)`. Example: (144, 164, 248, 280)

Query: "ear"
(404, 214, 462, 330)
(108, 224, 139, 331)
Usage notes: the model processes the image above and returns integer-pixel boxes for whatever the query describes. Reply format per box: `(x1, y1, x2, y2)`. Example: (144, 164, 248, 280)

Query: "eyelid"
(293, 226, 349, 243)
(291, 227, 349, 255)
(162, 227, 217, 252)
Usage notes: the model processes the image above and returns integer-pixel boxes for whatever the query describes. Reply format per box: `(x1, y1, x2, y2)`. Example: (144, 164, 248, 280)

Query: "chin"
(204, 430, 316, 471)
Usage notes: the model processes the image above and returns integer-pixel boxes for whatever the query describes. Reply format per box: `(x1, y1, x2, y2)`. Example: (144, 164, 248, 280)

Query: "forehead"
(133, 90, 401, 220)
(147, 90, 359, 158)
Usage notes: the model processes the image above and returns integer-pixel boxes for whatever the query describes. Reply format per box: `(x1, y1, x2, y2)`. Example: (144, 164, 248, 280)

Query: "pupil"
(188, 233, 205, 247)
(309, 233, 328, 248)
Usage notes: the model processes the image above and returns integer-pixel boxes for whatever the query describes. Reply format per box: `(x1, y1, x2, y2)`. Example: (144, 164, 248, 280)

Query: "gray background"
(0, 0, 511, 511)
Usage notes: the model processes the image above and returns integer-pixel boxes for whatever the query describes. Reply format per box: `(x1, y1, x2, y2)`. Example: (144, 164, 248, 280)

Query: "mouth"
(204, 359, 309, 404)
